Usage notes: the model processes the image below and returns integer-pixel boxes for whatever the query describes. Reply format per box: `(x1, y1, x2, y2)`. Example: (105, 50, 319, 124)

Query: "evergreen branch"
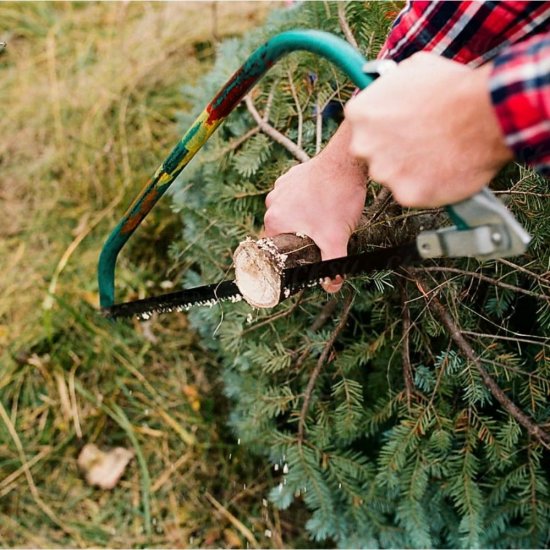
(411, 266, 550, 303)
(412, 274, 550, 448)
(263, 84, 276, 122)
(298, 291, 354, 443)
(244, 94, 310, 163)
(480, 358, 550, 384)
(338, 2, 359, 49)
(217, 126, 260, 157)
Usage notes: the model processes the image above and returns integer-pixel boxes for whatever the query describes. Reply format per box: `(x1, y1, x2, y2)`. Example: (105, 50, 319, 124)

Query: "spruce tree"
(169, 3, 550, 547)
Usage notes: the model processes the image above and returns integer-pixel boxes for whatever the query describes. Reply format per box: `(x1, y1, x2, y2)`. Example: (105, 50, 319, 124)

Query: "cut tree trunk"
(233, 202, 446, 308)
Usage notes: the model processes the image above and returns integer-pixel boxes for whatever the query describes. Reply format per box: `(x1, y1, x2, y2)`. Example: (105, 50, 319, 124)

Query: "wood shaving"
(77, 443, 134, 490)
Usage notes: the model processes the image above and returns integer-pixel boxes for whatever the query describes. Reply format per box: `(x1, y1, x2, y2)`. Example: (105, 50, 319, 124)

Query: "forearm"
(315, 119, 369, 183)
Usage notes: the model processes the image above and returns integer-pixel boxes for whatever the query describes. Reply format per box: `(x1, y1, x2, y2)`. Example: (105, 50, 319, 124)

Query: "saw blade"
(282, 242, 421, 296)
(102, 242, 421, 320)
(102, 280, 243, 320)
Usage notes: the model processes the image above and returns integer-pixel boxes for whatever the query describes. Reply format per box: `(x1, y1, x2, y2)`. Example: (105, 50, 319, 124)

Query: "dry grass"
(0, 2, 307, 547)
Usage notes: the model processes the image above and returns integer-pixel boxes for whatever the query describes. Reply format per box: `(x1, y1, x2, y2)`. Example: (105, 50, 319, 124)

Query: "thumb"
(317, 236, 349, 294)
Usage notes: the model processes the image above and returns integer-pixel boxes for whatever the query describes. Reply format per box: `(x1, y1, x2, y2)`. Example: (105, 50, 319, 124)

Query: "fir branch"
(244, 94, 310, 163)
(338, 2, 359, 49)
(298, 292, 354, 443)
(412, 273, 550, 448)
(411, 266, 550, 303)
(218, 126, 260, 157)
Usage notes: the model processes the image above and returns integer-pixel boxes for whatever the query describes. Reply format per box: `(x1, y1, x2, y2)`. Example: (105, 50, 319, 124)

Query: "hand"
(264, 123, 368, 292)
(345, 53, 513, 208)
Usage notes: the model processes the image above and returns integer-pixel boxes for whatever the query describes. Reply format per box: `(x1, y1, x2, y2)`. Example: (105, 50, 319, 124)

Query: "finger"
(318, 238, 349, 293)
(265, 189, 275, 209)
(322, 274, 344, 293)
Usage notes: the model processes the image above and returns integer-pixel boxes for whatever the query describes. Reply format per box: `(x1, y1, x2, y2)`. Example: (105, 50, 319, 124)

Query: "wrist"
(314, 121, 369, 185)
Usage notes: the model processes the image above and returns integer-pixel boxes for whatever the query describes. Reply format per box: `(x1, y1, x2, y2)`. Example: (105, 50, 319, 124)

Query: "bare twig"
(205, 492, 259, 548)
(337, 3, 358, 49)
(411, 266, 550, 302)
(497, 258, 550, 288)
(315, 96, 322, 155)
(494, 190, 550, 198)
(244, 94, 310, 163)
(461, 330, 550, 349)
(399, 281, 415, 408)
(411, 273, 550, 448)
(292, 296, 340, 371)
(311, 296, 340, 332)
(242, 291, 304, 335)
(287, 71, 303, 149)
(298, 292, 354, 443)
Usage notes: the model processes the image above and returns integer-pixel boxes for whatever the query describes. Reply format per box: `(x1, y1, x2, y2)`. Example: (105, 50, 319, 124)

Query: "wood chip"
(77, 443, 134, 490)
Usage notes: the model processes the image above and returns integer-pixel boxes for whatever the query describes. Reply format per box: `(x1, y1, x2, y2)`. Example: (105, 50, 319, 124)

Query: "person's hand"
(264, 123, 368, 292)
(345, 52, 514, 207)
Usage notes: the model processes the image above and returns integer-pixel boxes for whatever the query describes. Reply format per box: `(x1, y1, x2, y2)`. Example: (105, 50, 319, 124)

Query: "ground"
(0, 3, 309, 547)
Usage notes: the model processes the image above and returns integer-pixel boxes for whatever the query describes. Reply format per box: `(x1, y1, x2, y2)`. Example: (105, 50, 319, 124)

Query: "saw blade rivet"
(491, 231, 503, 244)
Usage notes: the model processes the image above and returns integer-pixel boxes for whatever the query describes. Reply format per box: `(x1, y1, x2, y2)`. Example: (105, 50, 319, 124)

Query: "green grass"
(0, 2, 308, 547)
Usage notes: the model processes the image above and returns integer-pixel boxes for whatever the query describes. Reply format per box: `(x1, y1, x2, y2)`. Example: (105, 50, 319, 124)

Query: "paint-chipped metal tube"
(98, 30, 371, 308)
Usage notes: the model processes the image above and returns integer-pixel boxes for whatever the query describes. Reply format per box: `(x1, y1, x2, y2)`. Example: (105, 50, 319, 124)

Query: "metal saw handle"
(417, 188, 531, 260)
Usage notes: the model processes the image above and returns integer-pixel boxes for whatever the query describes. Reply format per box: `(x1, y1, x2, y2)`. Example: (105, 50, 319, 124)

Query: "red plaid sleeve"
(377, 1, 550, 175)
(379, 1, 550, 66)
(490, 34, 550, 175)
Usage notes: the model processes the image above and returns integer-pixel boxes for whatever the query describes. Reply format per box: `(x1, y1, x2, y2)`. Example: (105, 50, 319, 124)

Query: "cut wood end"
(234, 238, 284, 308)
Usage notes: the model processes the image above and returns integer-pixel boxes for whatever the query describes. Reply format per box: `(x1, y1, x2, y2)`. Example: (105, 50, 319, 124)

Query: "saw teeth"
(136, 293, 244, 320)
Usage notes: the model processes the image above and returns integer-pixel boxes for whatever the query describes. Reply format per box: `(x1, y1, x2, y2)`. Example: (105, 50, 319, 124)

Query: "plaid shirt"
(379, 1, 550, 176)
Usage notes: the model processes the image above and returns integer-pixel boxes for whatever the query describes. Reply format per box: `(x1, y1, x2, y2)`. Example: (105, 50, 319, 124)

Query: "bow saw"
(98, 30, 531, 320)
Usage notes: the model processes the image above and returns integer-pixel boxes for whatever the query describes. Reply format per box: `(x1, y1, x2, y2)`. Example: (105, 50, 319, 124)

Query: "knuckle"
(392, 183, 430, 208)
